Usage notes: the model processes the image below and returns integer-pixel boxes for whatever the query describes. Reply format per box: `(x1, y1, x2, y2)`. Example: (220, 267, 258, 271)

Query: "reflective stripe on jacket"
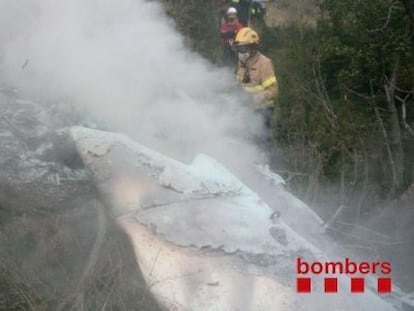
(236, 51, 278, 107)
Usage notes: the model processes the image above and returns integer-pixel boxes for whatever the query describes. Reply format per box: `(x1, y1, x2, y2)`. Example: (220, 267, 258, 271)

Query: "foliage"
(318, 0, 412, 95)
(316, 0, 414, 199)
(161, 0, 414, 217)
(163, 0, 223, 63)
(264, 0, 414, 212)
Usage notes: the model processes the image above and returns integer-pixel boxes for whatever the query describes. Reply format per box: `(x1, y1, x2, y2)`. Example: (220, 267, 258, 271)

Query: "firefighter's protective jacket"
(236, 51, 278, 109)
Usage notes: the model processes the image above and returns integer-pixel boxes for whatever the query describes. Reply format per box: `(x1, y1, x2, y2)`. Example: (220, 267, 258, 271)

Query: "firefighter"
(229, 0, 251, 26)
(220, 7, 244, 66)
(233, 27, 278, 119)
(249, 0, 267, 31)
(251, 0, 266, 18)
(233, 27, 278, 152)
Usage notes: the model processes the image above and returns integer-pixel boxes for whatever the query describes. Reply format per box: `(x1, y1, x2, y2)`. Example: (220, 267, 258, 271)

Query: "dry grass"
(265, 0, 319, 27)
(0, 181, 163, 311)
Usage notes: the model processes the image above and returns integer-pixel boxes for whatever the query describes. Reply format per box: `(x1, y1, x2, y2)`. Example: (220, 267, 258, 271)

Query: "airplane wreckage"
(67, 126, 399, 311)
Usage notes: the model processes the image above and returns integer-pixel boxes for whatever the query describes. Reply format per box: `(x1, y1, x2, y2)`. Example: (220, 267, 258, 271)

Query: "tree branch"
(396, 94, 414, 137)
(367, 0, 396, 33)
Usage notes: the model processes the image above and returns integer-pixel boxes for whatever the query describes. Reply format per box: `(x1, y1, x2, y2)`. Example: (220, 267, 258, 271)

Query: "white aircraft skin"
(118, 217, 294, 311)
(69, 127, 398, 311)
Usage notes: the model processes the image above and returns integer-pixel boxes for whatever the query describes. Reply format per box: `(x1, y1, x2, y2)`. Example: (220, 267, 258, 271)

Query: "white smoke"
(0, 0, 267, 171)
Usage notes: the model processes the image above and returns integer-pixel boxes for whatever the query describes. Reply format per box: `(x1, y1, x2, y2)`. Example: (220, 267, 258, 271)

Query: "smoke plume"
(0, 0, 268, 171)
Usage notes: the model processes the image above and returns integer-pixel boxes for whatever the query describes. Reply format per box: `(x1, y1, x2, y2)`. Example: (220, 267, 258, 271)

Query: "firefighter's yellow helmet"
(234, 27, 260, 46)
